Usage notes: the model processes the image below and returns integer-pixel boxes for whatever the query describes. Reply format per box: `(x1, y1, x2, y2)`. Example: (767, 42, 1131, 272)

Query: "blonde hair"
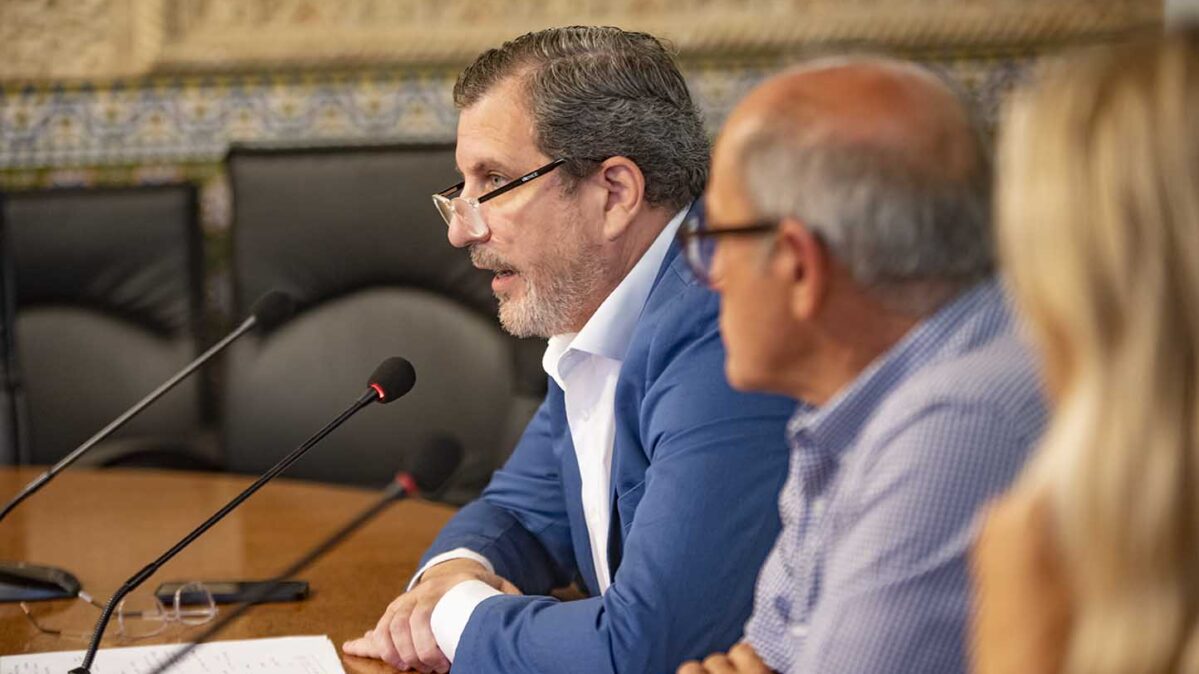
(998, 28, 1199, 674)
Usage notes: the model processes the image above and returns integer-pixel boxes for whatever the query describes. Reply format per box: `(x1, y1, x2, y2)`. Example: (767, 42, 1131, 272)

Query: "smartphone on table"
(154, 580, 309, 605)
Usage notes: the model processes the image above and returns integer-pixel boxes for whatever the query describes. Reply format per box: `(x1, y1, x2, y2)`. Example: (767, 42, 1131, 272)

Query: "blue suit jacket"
(420, 222, 796, 673)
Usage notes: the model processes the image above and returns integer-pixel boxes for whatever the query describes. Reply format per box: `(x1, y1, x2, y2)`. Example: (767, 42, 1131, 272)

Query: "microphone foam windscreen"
(410, 435, 464, 494)
(250, 291, 296, 331)
(368, 357, 416, 403)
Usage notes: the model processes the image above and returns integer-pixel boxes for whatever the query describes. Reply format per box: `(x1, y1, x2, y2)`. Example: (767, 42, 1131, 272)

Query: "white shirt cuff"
(407, 548, 496, 591)
(430, 579, 503, 662)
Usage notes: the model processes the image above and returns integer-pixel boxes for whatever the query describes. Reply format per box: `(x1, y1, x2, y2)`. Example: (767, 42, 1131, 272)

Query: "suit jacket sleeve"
(418, 388, 578, 596)
(448, 287, 796, 674)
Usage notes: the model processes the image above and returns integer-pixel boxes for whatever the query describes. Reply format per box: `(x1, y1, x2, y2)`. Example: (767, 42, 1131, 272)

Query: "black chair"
(223, 143, 545, 503)
(0, 185, 215, 469)
(0, 197, 18, 465)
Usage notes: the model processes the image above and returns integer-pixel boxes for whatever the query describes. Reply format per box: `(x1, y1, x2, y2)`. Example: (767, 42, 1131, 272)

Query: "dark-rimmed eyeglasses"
(431, 158, 567, 238)
(677, 214, 780, 286)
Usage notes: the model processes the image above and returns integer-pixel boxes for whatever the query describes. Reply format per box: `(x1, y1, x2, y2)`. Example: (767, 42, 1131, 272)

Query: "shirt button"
(773, 595, 793, 621)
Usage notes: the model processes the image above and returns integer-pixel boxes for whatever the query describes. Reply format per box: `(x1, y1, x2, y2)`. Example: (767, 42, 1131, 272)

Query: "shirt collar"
(788, 279, 1009, 456)
(542, 204, 691, 387)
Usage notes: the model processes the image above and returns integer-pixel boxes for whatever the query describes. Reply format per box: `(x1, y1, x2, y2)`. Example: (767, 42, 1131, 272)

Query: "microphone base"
(69, 668, 90, 673)
(0, 561, 81, 603)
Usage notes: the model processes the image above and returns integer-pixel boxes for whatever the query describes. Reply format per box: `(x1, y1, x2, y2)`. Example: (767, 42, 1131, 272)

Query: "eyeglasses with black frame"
(431, 158, 567, 238)
(677, 213, 780, 286)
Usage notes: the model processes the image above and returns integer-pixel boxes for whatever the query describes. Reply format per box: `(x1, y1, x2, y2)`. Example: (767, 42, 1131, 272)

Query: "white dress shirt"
(416, 206, 689, 662)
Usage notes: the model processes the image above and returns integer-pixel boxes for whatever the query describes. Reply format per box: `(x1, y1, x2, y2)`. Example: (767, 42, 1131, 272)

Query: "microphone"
(0, 291, 295, 604)
(147, 437, 463, 674)
(0, 290, 295, 525)
(68, 356, 416, 674)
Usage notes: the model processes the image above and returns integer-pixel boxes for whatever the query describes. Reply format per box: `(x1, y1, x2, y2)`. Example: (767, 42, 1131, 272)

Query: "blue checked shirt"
(744, 280, 1046, 674)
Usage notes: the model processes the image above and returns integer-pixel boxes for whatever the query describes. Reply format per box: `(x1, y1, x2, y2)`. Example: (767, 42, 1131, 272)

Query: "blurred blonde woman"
(973, 28, 1199, 674)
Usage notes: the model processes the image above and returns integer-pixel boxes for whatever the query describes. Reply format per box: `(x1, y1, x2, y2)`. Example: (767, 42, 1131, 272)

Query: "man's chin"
(726, 358, 771, 394)
(497, 299, 541, 339)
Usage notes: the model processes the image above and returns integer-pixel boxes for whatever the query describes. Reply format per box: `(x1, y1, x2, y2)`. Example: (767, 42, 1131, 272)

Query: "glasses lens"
(682, 216, 715, 284)
(431, 194, 455, 227)
(117, 592, 168, 638)
(173, 582, 218, 626)
(698, 234, 717, 281)
(452, 198, 488, 238)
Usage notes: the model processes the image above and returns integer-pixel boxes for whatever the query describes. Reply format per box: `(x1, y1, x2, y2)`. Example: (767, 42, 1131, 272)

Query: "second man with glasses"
(679, 58, 1047, 674)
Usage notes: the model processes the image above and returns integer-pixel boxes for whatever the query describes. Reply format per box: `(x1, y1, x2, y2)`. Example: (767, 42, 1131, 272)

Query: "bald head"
(724, 59, 982, 189)
(711, 56, 994, 311)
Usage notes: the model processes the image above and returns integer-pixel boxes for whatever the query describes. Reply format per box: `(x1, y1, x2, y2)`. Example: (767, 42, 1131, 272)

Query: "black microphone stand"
(1, 291, 292, 530)
(0, 317, 258, 525)
(69, 387, 382, 674)
(0, 318, 262, 604)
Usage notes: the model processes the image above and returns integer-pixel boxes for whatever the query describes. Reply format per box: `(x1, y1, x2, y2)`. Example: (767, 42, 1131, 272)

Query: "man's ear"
(593, 156, 646, 241)
(775, 218, 828, 320)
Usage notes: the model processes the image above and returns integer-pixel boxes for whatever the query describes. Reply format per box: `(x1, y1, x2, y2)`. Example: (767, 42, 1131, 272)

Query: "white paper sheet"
(0, 635, 346, 674)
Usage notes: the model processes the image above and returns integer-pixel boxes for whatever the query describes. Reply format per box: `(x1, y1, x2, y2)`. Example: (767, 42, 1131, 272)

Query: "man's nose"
(447, 211, 489, 248)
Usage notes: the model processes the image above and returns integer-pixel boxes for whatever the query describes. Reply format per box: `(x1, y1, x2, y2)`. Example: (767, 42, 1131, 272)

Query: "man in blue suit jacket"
(343, 26, 794, 674)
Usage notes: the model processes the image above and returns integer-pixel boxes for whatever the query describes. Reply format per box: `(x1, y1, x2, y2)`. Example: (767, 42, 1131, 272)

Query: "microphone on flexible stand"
(0, 291, 295, 604)
(147, 436, 463, 674)
(0, 290, 295, 525)
(68, 356, 417, 674)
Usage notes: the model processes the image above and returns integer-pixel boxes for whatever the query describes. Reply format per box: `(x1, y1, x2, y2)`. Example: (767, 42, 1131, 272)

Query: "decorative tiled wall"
(0, 0, 1159, 231)
(0, 54, 1032, 234)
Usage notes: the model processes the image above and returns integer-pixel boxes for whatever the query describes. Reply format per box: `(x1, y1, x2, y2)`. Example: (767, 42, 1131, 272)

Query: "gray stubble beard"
(495, 244, 608, 339)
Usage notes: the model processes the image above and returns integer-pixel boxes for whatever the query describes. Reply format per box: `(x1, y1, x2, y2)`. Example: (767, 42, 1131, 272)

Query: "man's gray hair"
(740, 62, 994, 313)
(454, 26, 709, 210)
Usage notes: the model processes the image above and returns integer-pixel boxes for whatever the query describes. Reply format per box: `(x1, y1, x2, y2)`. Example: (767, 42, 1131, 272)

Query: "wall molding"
(0, 0, 1159, 82)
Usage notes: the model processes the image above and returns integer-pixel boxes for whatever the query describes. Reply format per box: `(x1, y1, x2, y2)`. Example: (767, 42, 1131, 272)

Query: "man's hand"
(677, 642, 774, 674)
(342, 558, 521, 673)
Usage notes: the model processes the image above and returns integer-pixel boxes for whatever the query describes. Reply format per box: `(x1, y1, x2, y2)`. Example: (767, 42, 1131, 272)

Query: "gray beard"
(495, 249, 607, 338)
(470, 205, 611, 339)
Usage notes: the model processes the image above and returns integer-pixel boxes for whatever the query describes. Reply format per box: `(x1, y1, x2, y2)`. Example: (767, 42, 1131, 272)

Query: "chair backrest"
(0, 195, 18, 464)
(1, 185, 208, 466)
(223, 144, 545, 503)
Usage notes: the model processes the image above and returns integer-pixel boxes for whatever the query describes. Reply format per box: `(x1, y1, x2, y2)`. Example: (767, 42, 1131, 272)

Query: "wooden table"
(0, 467, 455, 672)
